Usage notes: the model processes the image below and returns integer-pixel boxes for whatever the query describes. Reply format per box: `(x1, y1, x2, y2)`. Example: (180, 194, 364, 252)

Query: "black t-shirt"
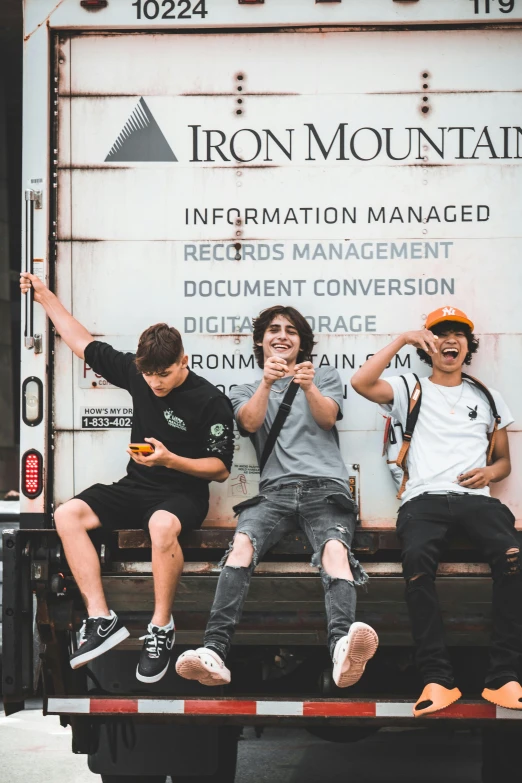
(84, 341, 235, 498)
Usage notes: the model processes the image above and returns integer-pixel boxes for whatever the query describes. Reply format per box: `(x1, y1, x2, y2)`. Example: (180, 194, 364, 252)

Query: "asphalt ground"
(0, 700, 482, 782)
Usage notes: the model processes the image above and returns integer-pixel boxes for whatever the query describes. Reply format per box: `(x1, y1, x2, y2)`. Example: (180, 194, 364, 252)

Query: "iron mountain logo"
(106, 98, 177, 162)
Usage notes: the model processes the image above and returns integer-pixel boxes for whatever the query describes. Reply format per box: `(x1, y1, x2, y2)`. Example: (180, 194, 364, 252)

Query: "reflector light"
(80, 0, 108, 8)
(22, 450, 43, 499)
(22, 376, 43, 426)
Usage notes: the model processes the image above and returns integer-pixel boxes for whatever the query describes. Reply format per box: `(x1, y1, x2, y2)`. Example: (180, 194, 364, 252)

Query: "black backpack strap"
(259, 381, 300, 474)
(400, 374, 411, 398)
(403, 373, 422, 442)
(462, 372, 502, 464)
(461, 372, 500, 420)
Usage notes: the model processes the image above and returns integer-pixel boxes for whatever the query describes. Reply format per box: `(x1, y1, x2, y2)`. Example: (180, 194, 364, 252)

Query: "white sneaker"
(175, 647, 231, 687)
(332, 622, 379, 688)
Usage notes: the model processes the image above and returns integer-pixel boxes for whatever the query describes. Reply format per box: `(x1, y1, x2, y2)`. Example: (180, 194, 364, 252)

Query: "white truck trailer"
(3, 0, 522, 780)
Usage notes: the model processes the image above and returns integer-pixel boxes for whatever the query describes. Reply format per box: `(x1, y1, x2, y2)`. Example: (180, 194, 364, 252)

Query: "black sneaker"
(70, 611, 130, 670)
(136, 621, 175, 683)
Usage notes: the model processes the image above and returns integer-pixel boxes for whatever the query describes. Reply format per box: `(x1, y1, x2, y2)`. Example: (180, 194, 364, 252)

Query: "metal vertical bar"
(24, 190, 35, 349)
(2, 530, 25, 714)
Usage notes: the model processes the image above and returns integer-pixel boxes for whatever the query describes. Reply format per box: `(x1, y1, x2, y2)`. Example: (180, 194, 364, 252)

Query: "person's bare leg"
(54, 499, 109, 617)
(321, 539, 378, 688)
(322, 539, 353, 581)
(148, 511, 183, 627)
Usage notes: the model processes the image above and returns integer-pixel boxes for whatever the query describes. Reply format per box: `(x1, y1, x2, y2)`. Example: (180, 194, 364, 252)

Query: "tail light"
(22, 450, 43, 498)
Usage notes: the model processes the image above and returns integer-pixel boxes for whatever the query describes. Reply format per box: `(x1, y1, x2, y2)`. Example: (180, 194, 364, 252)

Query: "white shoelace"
(78, 618, 96, 647)
(139, 626, 169, 659)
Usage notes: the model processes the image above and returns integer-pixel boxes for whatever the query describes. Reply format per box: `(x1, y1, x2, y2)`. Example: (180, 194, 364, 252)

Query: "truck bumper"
(45, 695, 522, 727)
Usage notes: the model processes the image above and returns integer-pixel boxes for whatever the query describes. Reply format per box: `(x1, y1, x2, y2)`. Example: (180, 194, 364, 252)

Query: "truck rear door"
(52, 25, 522, 524)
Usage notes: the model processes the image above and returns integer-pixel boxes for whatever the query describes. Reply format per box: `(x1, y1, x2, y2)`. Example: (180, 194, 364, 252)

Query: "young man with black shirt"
(176, 305, 378, 688)
(20, 272, 234, 683)
(351, 306, 522, 714)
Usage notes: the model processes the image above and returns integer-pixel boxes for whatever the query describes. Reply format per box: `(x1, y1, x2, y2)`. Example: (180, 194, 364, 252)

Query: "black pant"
(397, 493, 522, 688)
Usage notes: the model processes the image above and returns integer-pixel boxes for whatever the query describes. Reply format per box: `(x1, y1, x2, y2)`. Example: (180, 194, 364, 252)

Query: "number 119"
(470, 0, 515, 13)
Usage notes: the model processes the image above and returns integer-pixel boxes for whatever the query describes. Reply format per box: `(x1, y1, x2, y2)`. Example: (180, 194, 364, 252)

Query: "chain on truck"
(3, 0, 522, 780)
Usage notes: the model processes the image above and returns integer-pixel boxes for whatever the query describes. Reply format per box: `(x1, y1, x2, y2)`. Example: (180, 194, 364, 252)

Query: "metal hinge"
(26, 188, 43, 210)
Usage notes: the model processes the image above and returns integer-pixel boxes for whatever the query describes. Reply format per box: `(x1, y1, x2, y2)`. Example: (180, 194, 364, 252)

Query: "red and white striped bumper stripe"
(45, 698, 522, 720)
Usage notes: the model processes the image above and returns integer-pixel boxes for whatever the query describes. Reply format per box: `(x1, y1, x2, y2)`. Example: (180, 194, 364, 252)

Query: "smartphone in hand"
(129, 443, 155, 455)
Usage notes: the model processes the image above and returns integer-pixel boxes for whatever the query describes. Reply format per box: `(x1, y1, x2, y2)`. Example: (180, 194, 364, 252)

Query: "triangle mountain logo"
(105, 98, 177, 163)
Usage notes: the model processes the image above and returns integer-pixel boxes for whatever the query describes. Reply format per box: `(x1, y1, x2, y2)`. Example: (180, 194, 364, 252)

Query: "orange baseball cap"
(425, 306, 474, 331)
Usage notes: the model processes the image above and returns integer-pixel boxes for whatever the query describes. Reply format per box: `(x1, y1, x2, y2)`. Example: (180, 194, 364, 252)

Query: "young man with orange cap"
(351, 307, 522, 715)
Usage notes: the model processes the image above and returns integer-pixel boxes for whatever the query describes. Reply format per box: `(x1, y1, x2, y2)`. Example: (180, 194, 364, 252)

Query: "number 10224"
(131, 0, 208, 20)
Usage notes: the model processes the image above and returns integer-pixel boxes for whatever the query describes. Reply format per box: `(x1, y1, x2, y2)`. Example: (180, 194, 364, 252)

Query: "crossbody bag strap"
(259, 381, 300, 475)
(462, 372, 502, 464)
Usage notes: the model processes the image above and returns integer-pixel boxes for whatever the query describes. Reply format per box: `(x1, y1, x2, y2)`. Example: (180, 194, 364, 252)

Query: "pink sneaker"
(175, 647, 231, 687)
(332, 622, 379, 688)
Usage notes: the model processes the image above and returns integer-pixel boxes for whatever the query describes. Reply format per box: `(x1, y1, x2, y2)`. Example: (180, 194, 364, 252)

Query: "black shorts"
(74, 476, 208, 532)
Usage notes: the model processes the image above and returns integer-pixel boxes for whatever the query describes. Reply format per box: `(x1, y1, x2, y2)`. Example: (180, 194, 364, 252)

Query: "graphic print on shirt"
(468, 405, 478, 420)
(163, 409, 187, 431)
(206, 423, 232, 456)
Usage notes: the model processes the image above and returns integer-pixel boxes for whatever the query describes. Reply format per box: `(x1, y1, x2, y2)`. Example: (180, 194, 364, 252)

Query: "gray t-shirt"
(230, 366, 350, 492)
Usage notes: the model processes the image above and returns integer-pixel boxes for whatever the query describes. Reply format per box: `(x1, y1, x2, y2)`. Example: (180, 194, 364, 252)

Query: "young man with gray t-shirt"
(176, 305, 378, 688)
(351, 306, 522, 715)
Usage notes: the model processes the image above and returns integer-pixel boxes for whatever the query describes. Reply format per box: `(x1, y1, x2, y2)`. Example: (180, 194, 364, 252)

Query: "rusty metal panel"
(58, 169, 522, 241)
(63, 29, 522, 96)
(99, 573, 494, 645)
(51, 27, 522, 525)
(112, 561, 492, 577)
(117, 527, 522, 552)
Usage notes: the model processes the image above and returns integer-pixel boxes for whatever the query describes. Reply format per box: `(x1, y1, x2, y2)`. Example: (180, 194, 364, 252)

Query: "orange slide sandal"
(482, 681, 522, 711)
(413, 683, 462, 717)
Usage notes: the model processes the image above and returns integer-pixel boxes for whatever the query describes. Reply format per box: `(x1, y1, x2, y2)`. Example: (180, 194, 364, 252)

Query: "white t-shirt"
(380, 374, 514, 504)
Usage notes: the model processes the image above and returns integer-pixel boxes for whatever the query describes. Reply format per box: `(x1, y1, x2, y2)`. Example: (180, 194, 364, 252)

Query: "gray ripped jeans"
(204, 478, 368, 661)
